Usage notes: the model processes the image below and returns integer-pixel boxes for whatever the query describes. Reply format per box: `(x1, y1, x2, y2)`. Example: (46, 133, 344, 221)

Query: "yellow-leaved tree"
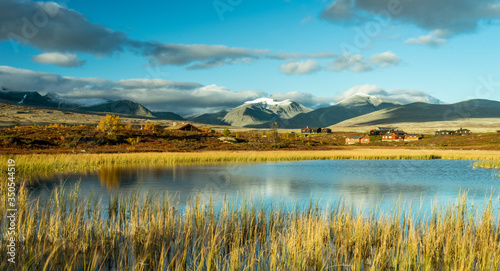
(97, 115, 123, 134)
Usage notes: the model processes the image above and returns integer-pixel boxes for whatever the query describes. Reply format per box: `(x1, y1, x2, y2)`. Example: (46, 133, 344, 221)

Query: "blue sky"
(1, 0, 499, 115)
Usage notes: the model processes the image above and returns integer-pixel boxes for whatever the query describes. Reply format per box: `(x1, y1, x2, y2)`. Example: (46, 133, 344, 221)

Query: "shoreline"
(3, 149, 500, 179)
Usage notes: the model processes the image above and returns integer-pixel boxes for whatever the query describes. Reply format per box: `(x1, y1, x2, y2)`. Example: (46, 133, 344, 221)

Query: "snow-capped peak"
(337, 93, 386, 106)
(244, 97, 294, 108)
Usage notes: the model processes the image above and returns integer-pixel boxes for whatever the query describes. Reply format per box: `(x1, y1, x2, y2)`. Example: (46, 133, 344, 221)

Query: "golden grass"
(474, 160, 500, 169)
(1, 183, 499, 270)
(3, 149, 500, 179)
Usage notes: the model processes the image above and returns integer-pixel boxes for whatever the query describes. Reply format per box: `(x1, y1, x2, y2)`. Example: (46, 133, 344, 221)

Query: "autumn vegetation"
(2, 115, 500, 156)
(1, 181, 499, 270)
(2, 116, 500, 269)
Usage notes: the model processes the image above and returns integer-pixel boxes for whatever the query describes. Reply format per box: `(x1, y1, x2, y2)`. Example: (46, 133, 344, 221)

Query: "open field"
(1, 182, 499, 270)
(0, 102, 173, 128)
(2, 122, 500, 155)
(332, 119, 500, 134)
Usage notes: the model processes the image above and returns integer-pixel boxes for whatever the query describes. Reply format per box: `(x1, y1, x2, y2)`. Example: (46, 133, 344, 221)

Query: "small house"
(345, 135, 370, 144)
(165, 123, 201, 132)
(454, 128, 471, 136)
(435, 130, 453, 136)
(382, 133, 405, 141)
(302, 127, 330, 133)
(435, 128, 471, 136)
(360, 135, 370, 144)
(370, 127, 397, 135)
(404, 134, 420, 141)
(301, 127, 313, 133)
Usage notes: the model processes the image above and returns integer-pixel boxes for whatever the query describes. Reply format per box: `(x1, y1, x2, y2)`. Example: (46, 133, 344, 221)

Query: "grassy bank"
(1, 183, 499, 270)
(2, 149, 500, 179)
(474, 160, 500, 169)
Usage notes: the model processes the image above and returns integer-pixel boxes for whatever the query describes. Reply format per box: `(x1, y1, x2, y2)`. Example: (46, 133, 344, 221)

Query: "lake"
(29, 159, 500, 213)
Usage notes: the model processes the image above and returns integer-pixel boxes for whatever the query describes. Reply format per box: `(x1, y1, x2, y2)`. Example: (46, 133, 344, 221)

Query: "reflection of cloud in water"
(333, 180, 429, 206)
(28, 160, 500, 213)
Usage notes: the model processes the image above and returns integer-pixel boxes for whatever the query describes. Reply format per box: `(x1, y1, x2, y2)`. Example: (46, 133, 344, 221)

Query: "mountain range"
(333, 99, 500, 127)
(2, 88, 500, 129)
(187, 95, 403, 128)
(0, 89, 184, 120)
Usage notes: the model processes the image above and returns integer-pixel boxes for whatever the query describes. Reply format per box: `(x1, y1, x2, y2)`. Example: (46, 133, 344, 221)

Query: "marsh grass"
(3, 149, 500, 180)
(1, 181, 500, 271)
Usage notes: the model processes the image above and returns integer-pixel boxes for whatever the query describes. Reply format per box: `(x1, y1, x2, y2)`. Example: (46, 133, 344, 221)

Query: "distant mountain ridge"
(0, 89, 183, 120)
(4, 88, 499, 129)
(283, 94, 403, 128)
(332, 99, 500, 127)
(189, 110, 229, 126)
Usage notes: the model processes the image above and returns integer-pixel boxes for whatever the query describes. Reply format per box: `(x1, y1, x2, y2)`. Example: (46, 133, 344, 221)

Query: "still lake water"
(30, 160, 500, 213)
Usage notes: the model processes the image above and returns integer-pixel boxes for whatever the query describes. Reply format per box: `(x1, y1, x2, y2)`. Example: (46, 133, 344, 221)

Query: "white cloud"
(331, 53, 373, 72)
(279, 51, 401, 74)
(280, 60, 320, 75)
(405, 35, 447, 47)
(32, 52, 86, 67)
(146, 43, 340, 70)
(270, 91, 334, 108)
(334, 84, 443, 104)
(369, 51, 400, 67)
(0, 65, 265, 115)
(1, 0, 340, 70)
(145, 43, 269, 67)
(115, 79, 202, 89)
(330, 52, 400, 72)
(300, 15, 314, 24)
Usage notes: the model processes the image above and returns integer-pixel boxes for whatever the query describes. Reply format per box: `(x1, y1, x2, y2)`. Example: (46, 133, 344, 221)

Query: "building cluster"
(301, 126, 332, 134)
(345, 135, 370, 144)
(381, 130, 421, 142)
(346, 127, 422, 144)
(435, 128, 471, 136)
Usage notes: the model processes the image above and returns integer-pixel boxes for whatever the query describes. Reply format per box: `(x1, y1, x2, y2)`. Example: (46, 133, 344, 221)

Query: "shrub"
(97, 115, 123, 134)
(126, 137, 140, 145)
(222, 128, 231, 137)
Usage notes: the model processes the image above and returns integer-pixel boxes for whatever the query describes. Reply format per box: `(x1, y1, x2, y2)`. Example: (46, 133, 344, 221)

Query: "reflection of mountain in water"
(26, 160, 499, 214)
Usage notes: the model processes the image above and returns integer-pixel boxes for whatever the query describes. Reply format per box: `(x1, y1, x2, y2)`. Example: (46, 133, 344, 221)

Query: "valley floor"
(2, 123, 500, 155)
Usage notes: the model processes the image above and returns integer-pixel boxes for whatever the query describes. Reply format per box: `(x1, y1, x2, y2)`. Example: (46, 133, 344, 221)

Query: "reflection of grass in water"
(3, 149, 500, 180)
(1, 181, 500, 270)
(99, 166, 123, 188)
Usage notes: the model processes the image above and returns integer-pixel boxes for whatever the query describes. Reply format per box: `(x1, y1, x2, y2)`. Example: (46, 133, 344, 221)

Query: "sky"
(1, 0, 500, 115)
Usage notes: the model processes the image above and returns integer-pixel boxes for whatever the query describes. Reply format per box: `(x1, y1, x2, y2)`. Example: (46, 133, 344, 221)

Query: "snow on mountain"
(243, 97, 294, 108)
(336, 93, 396, 107)
(222, 98, 313, 127)
(45, 92, 109, 107)
(18, 94, 27, 104)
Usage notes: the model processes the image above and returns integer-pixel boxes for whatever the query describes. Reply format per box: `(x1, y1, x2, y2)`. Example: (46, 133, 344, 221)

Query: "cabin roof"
(165, 123, 201, 131)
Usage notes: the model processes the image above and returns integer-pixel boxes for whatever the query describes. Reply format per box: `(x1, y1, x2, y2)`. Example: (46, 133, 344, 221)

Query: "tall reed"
(3, 149, 500, 179)
(1, 181, 499, 270)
